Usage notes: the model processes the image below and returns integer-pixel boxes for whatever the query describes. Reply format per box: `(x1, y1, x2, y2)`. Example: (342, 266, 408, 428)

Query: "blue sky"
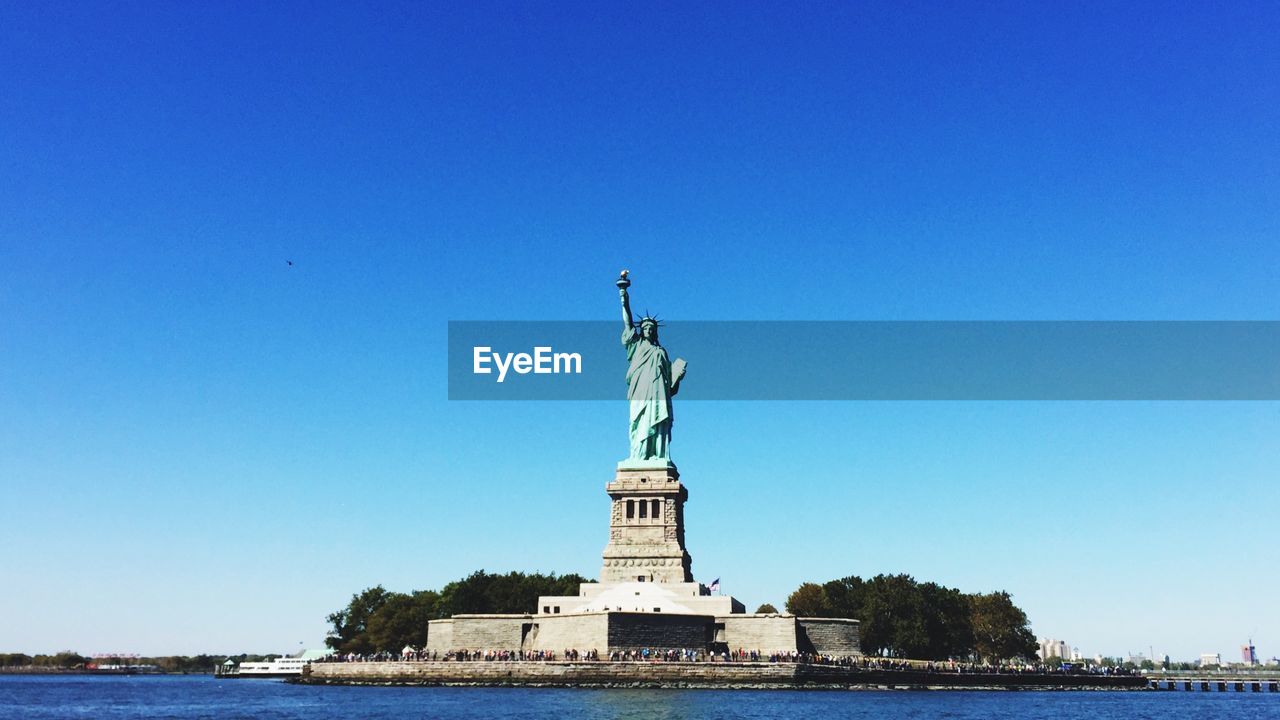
(1, 1, 1277, 660)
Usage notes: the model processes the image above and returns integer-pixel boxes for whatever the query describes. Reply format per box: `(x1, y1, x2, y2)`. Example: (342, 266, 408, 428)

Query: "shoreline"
(297, 661, 1149, 690)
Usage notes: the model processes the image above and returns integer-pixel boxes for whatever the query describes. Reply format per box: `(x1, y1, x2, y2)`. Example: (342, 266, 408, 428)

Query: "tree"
(860, 574, 926, 658)
(325, 570, 591, 655)
(784, 574, 1031, 661)
(754, 603, 778, 614)
(821, 576, 867, 620)
(434, 570, 588, 617)
(366, 590, 438, 652)
(0, 653, 33, 667)
(785, 583, 831, 617)
(918, 582, 973, 660)
(968, 591, 1037, 662)
(326, 586, 393, 654)
(30, 652, 88, 668)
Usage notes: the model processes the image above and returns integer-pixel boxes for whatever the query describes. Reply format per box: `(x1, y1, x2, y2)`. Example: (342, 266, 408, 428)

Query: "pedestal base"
(600, 463, 693, 584)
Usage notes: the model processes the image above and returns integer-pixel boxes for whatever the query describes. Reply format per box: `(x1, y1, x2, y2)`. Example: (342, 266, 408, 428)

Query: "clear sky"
(1, 1, 1277, 661)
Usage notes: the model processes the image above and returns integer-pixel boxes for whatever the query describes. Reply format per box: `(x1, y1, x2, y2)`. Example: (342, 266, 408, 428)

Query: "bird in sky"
(286, 260, 294, 267)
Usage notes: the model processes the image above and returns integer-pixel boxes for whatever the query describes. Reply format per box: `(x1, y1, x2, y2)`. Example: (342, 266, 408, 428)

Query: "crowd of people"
(315, 649, 1135, 676)
(858, 657, 1139, 676)
(316, 652, 410, 663)
(438, 649, 600, 662)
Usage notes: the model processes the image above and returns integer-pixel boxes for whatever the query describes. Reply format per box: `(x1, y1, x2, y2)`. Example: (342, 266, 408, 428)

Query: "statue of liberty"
(617, 270, 687, 463)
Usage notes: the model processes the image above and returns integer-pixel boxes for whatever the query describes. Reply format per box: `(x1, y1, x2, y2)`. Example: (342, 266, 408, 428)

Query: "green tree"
(325, 570, 590, 655)
(821, 576, 867, 619)
(30, 651, 88, 668)
(968, 591, 1037, 662)
(326, 586, 393, 654)
(754, 603, 778, 614)
(0, 653, 32, 667)
(188, 654, 220, 673)
(918, 582, 973, 660)
(861, 574, 927, 658)
(785, 583, 831, 617)
(367, 590, 438, 652)
(786, 574, 1027, 661)
(435, 570, 588, 616)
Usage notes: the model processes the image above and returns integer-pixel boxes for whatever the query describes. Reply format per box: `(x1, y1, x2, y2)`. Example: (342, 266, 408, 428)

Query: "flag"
(709, 578, 720, 593)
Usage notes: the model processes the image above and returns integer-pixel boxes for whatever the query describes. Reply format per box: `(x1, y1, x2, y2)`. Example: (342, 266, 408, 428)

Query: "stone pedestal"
(600, 462, 693, 583)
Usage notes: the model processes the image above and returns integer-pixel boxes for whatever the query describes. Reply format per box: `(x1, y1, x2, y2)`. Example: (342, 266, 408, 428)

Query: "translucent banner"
(448, 321, 1280, 400)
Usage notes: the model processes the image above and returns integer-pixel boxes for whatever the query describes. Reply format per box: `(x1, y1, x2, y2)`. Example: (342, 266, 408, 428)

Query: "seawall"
(300, 661, 1148, 689)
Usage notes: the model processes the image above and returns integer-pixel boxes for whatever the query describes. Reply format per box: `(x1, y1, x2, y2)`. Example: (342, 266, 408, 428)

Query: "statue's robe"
(623, 327, 673, 460)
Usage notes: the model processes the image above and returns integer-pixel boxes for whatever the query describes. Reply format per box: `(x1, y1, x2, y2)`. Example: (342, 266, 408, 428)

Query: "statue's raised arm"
(617, 269, 635, 333)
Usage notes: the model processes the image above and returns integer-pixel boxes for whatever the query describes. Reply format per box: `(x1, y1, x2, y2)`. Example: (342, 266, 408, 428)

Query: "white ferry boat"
(217, 649, 328, 678)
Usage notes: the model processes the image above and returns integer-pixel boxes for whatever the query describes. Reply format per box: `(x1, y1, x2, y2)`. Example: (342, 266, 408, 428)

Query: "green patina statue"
(617, 270, 687, 464)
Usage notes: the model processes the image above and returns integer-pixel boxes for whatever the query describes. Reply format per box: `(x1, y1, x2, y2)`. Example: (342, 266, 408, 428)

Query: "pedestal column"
(600, 462, 693, 583)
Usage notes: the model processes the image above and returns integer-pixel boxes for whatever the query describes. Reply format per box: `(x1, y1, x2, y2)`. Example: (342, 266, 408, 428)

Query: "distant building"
(1242, 640, 1257, 666)
(1200, 653, 1222, 667)
(1070, 647, 1083, 662)
(1038, 638, 1069, 661)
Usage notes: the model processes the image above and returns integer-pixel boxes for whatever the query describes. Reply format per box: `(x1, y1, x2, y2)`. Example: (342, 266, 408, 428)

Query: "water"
(2, 675, 1279, 720)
